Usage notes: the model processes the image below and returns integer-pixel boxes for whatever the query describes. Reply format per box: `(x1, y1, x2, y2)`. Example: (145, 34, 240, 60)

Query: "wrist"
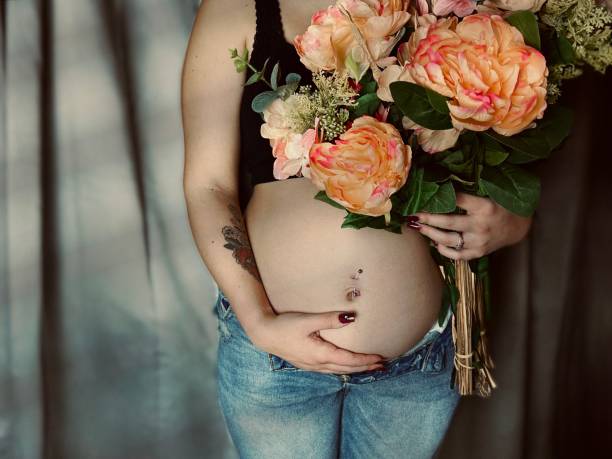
(243, 311, 277, 352)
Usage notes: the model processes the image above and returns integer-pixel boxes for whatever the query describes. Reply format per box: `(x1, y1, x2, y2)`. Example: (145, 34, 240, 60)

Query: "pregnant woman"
(181, 0, 533, 457)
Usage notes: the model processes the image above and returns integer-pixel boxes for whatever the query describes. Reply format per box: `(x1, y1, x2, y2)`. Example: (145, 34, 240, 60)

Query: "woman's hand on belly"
(249, 310, 387, 374)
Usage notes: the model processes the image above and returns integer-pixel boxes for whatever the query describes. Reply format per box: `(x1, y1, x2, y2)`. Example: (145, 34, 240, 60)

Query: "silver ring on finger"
(454, 231, 465, 251)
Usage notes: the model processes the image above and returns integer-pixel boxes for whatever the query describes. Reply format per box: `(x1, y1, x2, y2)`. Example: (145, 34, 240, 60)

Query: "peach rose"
(308, 115, 411, 222)
(260, 96, 316, 180)
(379, 13, 547, 140)
(294, 0, 411, 75)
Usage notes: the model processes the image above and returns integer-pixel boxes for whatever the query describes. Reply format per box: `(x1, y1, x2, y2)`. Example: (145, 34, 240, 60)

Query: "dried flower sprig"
(285, 71, 359, 141)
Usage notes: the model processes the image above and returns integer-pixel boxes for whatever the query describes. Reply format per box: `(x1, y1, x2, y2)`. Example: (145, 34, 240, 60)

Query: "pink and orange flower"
(377, 13, 548, 152)
(294, 0, 411, 75)
(308, 115, 411, 222)
(260, 96, 317, 180)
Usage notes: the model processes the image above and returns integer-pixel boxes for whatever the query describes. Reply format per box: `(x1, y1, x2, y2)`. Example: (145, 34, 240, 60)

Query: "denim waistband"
(393, 305, 452, 360)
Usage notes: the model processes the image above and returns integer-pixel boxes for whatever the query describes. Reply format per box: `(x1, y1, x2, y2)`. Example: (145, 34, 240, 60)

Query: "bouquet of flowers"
(230, 0, 612, 397)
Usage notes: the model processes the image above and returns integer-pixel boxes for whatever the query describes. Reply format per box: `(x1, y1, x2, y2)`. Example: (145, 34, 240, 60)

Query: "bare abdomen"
(245, 177, 445, 360)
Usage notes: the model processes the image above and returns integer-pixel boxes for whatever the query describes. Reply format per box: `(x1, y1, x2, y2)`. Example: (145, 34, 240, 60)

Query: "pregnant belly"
(245, 177, 445, 360)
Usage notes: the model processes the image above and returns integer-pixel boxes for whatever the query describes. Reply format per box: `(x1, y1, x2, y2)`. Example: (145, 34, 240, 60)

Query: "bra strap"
(254, 0, 286, 48)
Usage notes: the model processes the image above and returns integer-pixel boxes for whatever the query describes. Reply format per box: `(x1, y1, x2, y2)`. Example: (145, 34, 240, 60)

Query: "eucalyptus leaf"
(244, 71, 261, 86)
(480, 163, 540, 216)
(233, 60, 247, 73)
(276, 82, 299, 99)
(390, 81, 453, 130)
(285, 73, 301, 84)
(251, 91, 279, 113)
(260, 57, 271, 78)
(270, 62, 280, 90)
(506, 11, 541, 50)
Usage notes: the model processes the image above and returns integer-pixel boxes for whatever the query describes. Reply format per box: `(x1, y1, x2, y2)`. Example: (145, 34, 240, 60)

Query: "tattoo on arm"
(221, 202, 263, 283)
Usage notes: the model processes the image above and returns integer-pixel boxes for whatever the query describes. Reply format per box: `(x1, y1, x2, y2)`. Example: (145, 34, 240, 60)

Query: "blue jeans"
(213, 289, 461, 459)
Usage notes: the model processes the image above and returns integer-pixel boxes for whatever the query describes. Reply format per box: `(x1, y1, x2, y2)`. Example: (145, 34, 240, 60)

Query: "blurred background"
(1, 1, 610, 458)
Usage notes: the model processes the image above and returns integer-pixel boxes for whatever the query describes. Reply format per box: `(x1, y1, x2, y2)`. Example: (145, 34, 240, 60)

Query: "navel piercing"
(345, 286, 361, 301)
(350, 268, 363, 280)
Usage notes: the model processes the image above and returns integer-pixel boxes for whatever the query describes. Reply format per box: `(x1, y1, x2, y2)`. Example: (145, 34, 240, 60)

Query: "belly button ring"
(350, 268, 363, 280)
(345, 287, 361, 301)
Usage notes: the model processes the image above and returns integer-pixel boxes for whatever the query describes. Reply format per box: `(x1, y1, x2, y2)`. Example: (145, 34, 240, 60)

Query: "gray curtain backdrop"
(1, 1, 610, 458)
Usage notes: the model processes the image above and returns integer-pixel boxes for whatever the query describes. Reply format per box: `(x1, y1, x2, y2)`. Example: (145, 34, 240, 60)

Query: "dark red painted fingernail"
(339, 312, 356, 323)
(405, 215, 420, 223)
(407, 222, 421, 229)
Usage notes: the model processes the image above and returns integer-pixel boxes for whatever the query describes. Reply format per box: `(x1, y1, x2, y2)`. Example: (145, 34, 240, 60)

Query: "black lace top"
(238, 0, 314, 213)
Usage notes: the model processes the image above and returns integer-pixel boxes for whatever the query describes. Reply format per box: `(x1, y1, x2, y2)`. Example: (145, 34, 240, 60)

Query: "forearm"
(184, 185, 276, 336)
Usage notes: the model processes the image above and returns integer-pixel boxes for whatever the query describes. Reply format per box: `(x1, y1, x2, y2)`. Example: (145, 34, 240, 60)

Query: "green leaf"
(353, 93, 381, 117)
(345, 51, 369, 82)
(276, 81, 299, 99)
(341, 212, 377, 229)
(314, 190, 346, 210)
(468, 255, 489, 276)
(534, 105, 573, 151)
(398, 167, 424, 215)
(423, 163, 452, 182)
(437, 150, 473, 175)
(244, 71, 262, 86)
(555, 33, 575, 64)
(449, 174, 475, 186)
(233, 60, 247, 73)
(285, 73, 301, 84)
(251, 91, 279, 113)
(483, 136, 509, 166)
(483, 131, 548, 163)
(480, 163, 541, 216)
(420, 181, 456, 213)
(360, 79, 378, 95)
(482, 105, 573, 163)
(228, 48, 238, 58)
(426, 89, 450, 115)
(389, 81, 453, 130)
(270, 62, 280, 90)
(506, 11, 541, 50)
(419, 181, 441, 205)
(260, 57, 271, 77)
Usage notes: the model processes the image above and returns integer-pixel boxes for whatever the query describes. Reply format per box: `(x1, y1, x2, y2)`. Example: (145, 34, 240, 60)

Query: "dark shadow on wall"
(552, 69, 612, 458)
